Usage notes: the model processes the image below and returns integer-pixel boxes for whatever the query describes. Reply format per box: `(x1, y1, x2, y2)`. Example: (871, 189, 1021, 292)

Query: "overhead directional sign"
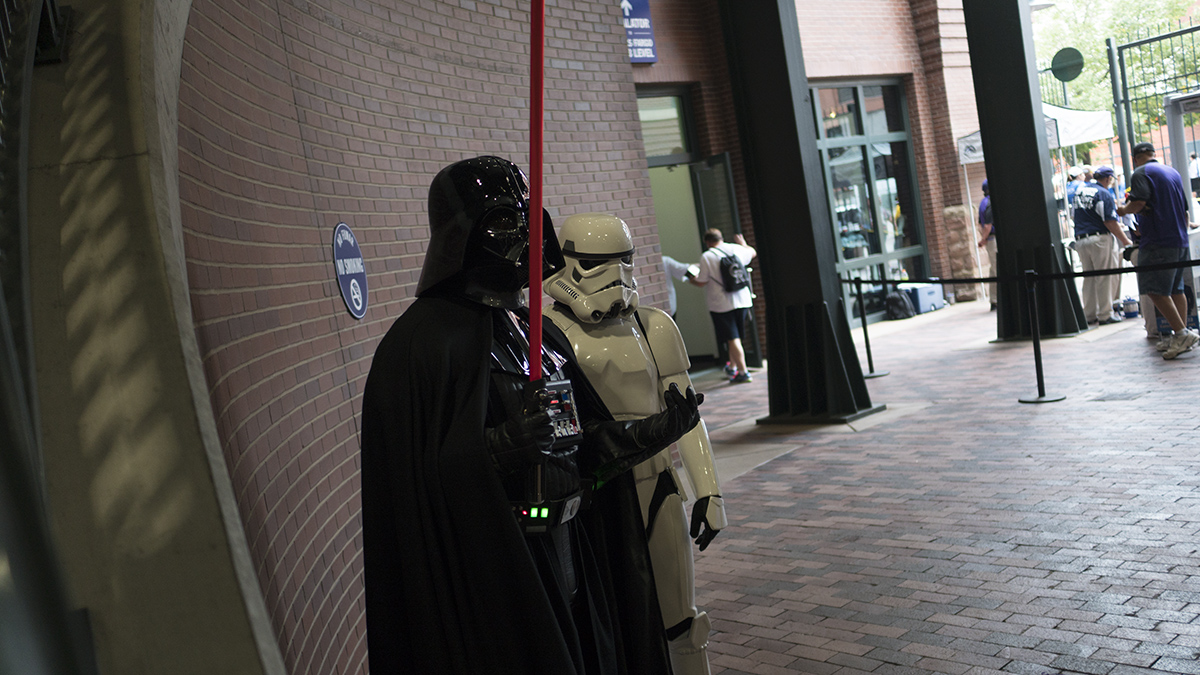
(621, 0, 657, 63)
(332, 222, 368, 320)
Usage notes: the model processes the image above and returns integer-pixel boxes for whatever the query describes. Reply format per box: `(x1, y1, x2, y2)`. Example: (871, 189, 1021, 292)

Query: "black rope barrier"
(840, 254, 1200, 404)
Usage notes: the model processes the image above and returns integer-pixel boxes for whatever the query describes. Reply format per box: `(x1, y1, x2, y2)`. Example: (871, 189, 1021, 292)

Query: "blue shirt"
(1072, 183, 1117, 237)
(1129, 160, 1189, 248)
(1065, 179, 1081, 207)
(978, 195, 993, 238)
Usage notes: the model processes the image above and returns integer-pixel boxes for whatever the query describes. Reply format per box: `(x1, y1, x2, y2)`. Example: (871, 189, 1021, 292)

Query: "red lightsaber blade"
(528, 0, 545, 382)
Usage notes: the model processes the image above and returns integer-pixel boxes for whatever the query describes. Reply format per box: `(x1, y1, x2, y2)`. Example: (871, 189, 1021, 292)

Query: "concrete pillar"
(716, 0, 882, 423)
(25, 0, 284, 672)
(963, 0, 1086, 339)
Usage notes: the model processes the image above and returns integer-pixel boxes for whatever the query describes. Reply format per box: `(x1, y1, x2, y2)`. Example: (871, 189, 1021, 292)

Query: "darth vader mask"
(416, 156, 564, 308)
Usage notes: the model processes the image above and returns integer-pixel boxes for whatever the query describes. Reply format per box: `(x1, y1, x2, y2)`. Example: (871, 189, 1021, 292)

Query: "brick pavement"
(691, 301, 1200, 675)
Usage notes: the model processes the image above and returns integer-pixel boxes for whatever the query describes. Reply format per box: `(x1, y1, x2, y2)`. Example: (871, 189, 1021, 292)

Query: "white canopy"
(957, 104, 1114, 164)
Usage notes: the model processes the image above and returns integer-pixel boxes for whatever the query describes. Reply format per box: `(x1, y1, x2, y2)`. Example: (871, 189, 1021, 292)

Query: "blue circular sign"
(332, 223, 368, 320)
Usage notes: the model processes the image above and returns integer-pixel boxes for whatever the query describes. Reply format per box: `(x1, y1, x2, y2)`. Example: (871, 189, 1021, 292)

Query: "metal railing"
(1111, 20, 1200, 176)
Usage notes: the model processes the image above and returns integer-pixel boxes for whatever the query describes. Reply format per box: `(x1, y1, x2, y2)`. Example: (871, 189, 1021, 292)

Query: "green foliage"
(1032, 0, 1193, 115)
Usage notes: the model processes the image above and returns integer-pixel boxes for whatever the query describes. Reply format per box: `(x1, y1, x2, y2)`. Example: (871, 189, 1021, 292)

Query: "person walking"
(689, 228, 757, 383)
(1117, 142, 1199, 359)
(1072, 166, 1132, 326)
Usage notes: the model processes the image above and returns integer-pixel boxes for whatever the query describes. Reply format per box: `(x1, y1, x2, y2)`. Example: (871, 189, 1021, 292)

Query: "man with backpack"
(689, 228, 757, 383)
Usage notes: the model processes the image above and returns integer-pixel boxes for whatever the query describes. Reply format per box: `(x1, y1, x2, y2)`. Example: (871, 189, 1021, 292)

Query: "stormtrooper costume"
(361, 158, 702, 675)
(545, 213, 728, 675)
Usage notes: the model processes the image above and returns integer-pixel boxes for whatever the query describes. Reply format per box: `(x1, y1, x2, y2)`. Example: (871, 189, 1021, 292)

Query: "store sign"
(332, 223, 368, 320)
(621, 0, 657, 63)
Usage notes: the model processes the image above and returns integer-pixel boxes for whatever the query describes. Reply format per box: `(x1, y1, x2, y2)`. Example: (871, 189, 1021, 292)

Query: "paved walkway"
(691, 300, 1200, 675)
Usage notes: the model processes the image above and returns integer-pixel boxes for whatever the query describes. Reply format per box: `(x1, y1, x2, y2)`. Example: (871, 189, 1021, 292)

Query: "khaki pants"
(1076, 232, 1119, 323)
(985, 237, 998, 303)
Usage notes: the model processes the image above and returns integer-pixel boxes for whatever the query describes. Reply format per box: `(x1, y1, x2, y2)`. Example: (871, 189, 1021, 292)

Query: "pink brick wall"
(177, 0, 658, 672)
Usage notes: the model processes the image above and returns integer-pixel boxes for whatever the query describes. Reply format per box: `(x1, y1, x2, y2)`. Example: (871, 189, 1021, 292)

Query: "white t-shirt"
(694, 242, 756, 313)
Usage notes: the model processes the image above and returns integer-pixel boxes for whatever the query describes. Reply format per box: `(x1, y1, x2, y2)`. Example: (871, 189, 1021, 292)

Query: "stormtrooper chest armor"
(555, 314, 663, 420)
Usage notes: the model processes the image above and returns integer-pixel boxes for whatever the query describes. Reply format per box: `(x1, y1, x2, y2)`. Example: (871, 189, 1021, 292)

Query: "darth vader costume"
(361, 156, 697, 674)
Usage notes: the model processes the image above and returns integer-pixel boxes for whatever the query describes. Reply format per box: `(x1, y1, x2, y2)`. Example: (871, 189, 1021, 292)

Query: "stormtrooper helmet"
(546, 213, 639, 323)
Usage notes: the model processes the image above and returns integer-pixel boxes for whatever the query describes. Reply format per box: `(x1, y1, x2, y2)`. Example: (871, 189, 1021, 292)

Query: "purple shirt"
(1129, 160, 1189, 248)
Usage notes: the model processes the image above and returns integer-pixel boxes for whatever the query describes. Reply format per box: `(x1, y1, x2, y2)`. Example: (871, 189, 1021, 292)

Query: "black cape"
(360, 294, 670, 674)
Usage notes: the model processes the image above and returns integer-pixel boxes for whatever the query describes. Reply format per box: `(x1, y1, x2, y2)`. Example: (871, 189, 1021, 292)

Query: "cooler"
(898, 282, 945, 315)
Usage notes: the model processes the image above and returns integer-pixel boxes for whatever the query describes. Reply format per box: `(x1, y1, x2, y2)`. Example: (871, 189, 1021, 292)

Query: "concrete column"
(962, 0, 1086, 338)
(25, 0, 284, 672)
(716, 0, 882, 423)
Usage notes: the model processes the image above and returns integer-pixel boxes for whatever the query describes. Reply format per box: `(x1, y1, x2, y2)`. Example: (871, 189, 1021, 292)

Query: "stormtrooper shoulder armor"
(637, 307, 690, 379)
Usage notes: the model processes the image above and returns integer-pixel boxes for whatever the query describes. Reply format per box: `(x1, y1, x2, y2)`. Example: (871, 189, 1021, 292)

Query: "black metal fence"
(1111, 20, 1200, 174)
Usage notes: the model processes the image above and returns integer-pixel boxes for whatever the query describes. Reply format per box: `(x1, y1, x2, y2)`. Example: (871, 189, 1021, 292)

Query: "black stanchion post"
(1019, 269, 1065, 404)
(854, 277, 888, 379)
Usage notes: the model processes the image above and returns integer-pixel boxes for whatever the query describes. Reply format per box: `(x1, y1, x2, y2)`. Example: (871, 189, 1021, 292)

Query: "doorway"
(638, 90, 762, 366)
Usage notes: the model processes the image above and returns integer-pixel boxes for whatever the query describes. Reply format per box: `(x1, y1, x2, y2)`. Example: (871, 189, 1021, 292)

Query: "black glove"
(630, 383, 703, 452)
(689, 496, 722, 551)
(585, 383, 704, 485)
(1123, 244, 1138, 262)
(483, 410, 554, 474)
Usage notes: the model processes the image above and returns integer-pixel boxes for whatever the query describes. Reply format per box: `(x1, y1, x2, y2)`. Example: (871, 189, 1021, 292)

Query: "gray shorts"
(1136, 246, 1189, 296)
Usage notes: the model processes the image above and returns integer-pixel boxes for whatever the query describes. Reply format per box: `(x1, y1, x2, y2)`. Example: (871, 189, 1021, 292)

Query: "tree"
(1033, 0, 1192, 114)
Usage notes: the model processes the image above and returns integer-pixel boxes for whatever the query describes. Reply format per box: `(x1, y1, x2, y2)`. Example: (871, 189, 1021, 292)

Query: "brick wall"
(177, 0, 656, 672)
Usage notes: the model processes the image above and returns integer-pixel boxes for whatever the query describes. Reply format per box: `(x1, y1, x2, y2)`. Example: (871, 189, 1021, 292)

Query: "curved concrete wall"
(177, 0, 661, 671)
(28, 0, 283, 671)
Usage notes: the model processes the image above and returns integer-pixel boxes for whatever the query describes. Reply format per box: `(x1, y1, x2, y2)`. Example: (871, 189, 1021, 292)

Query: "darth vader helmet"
(545, 213, 639, 323)
(416, 156, 564, 308)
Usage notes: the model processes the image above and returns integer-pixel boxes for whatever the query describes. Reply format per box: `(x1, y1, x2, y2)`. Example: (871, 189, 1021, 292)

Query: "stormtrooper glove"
(585, 383, 703, 485)
(689, 495, 727, 551)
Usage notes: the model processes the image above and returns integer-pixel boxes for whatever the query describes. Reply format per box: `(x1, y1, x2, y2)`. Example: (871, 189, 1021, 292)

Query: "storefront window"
(873, 141, 918, 253)
(828, 147, 875, 260)
(818, 87, 860, 138)
(862, 85, 905, 134)
(813, 81, 925, 322)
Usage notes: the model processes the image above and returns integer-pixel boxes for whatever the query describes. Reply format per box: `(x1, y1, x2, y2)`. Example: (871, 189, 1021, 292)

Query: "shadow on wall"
(30, 2, 262, 672)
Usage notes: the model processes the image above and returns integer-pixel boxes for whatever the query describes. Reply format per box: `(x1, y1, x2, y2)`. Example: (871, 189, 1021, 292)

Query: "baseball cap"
(1093, 165, 1114, 178)
(1132, 142, 1156, 156)
(1068, 166, 1082, 178)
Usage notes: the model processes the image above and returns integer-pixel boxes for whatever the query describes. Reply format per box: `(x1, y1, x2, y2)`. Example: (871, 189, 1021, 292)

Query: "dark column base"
(762, 300, 883, 423)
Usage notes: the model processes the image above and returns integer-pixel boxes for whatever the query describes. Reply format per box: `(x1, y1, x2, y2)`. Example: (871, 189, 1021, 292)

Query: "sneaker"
(723, 362, 737, 378)
(1098, 314, 1123, 325)
(730, 371, 753, 384)
(1162, 330, 1199, 360)
(1156, 337, 1170, 352)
